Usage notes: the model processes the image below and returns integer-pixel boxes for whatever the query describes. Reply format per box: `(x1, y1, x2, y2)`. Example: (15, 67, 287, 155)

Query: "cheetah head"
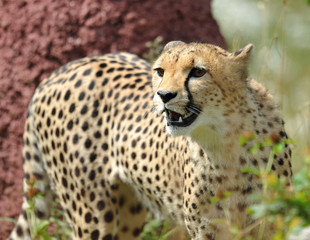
(152, 41, 253, 137)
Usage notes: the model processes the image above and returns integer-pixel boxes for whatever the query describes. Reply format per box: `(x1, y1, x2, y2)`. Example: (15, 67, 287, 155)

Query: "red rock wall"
(0, 0, 225, 237)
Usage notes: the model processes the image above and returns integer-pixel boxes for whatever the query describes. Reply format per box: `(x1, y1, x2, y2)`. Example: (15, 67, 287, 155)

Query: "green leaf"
(209, 196, 219, 204)
(272, 142, 285, 154)
(241, 167, 261, 175)
(249, 204, 268, 219)
(0, 217, 17, 224)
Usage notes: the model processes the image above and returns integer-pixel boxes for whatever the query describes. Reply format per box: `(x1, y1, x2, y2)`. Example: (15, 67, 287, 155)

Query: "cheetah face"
(152, 41, 253, 137)
(152, 65, 205, 135)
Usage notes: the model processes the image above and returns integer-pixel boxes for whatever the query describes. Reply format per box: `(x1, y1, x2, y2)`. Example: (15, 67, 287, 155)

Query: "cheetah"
(8, 41, 292, 240)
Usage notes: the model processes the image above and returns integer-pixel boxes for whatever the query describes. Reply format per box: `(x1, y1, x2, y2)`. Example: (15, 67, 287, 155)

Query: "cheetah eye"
(190, 68, 207, 78)
(154, 68, 165, 77)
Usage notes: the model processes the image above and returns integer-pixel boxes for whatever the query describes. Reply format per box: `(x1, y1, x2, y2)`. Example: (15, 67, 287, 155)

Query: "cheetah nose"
(157, 91, 177, 104)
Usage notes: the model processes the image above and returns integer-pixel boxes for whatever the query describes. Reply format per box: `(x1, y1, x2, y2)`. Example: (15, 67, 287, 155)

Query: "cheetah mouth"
(165, 109, 198, 127)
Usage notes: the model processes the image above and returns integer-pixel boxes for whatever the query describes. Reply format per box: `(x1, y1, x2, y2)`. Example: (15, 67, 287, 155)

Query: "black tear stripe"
(184, 73, 201, 113)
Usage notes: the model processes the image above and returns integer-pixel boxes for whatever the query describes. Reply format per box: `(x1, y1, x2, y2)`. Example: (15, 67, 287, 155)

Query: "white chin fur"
(156, 105, 165, 116)
(165, 122, 191, 137)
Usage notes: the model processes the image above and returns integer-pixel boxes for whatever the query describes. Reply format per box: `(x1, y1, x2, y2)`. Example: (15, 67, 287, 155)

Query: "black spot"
(102, 78, 109, 86)
(62, 177, 68, 188)
(108, 89, 113, 98)
(102, 234, 112, 240)
(104, 210, 114, 223)
(104, 128, 109, 136)
(133, 228, 141, 237)
(142, 102, 148, 109)
(88, 80, 95, 90)
(80, 105, 88, 115)
(25, 152, 31, 161)
(51, 107, 56, 116)
(124, 103, 131, 111)
(90, 153, 97, 162)
(100, 63, 107, 68)
(83, 68, 92, 76)
(90, 193, 95, 202)
(96, 70, 103, 77)
(41, 95, 46, 103)
(124, 73, 132, 78)
(103, 105, 108, 113)
(16, 225, 23, 237)
(56, 92, 61, 101)
(97, 200, 105, 210)
(283, 170, 289, 176)
(278, 158, 284, 165)
(64, 90, 71, 101)
(94, 131, 101, 138)
(75, 167, 80, 177)
(92, 109, 99, 118)
(85, 138, 92, 148)
(102, 143, 109, 151)
(88, 170, 96, 180)
(82, 122, 89, 131)
(279, 131, 286, 138)
(73, 134, 79, 144)
(69, 103, 75, 113)
(59, 152, 65, 163)
(241, 186, 252, 195)
(46, 117, 51, 127)
(75, 79, 82, 88)
(67, 120, 73, 130)
(58, 110, 63, 119)
(113, 75, 121, 81)
(135, 116, 141, 122)
(103, 156, 109, 164)
(107, 68, 115, 73)
(91, 229, 99, 240)
(69, 73, 77, 81)
(79, 91, 85, 101)
(113, 93, 120, 101)
(78, 227, 83, 237)
(85, 212, 92, 223)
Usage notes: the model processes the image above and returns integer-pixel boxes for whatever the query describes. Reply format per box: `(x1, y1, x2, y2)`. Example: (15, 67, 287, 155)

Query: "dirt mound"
(0, 0, 225, 238)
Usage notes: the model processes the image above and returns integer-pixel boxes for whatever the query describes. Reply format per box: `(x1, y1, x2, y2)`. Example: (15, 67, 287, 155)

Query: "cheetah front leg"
(116, 182, 148, 240)
(8, 111, 54, 240)
(58, 174, 147, 240)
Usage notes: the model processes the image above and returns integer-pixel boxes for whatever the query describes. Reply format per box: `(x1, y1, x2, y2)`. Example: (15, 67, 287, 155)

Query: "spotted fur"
(8, 42, 292, 240)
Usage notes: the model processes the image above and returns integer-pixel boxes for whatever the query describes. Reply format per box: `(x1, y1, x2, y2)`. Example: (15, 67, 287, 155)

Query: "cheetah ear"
(230, 44, 254, 80)
(232, 44, 254, 62)
(163, 41, 185, 52)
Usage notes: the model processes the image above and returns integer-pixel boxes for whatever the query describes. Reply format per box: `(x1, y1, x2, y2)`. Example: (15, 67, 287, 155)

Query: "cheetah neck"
(189, 83, 266, 168)
(190, 123, 244, 167)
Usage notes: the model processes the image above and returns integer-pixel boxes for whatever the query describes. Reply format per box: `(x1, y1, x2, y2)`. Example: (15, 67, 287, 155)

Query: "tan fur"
(8, 43, 291, 240)
(152, 42, 292, 239)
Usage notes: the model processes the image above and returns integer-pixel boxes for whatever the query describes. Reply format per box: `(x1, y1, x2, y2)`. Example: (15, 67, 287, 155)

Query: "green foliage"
(25, 177, 71, 240)
(143, 36, 164, 63)
(140, 217, 179, 240)
(248, 159, 310, 239)
(239, 133, 310, 240)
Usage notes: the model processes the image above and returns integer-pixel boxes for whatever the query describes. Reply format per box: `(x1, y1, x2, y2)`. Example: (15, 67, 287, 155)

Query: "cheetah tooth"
(178, 116, 183, 122)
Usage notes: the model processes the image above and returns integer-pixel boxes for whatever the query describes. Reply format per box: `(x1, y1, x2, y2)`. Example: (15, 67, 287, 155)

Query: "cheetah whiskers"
(186, 103, 201, 116)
